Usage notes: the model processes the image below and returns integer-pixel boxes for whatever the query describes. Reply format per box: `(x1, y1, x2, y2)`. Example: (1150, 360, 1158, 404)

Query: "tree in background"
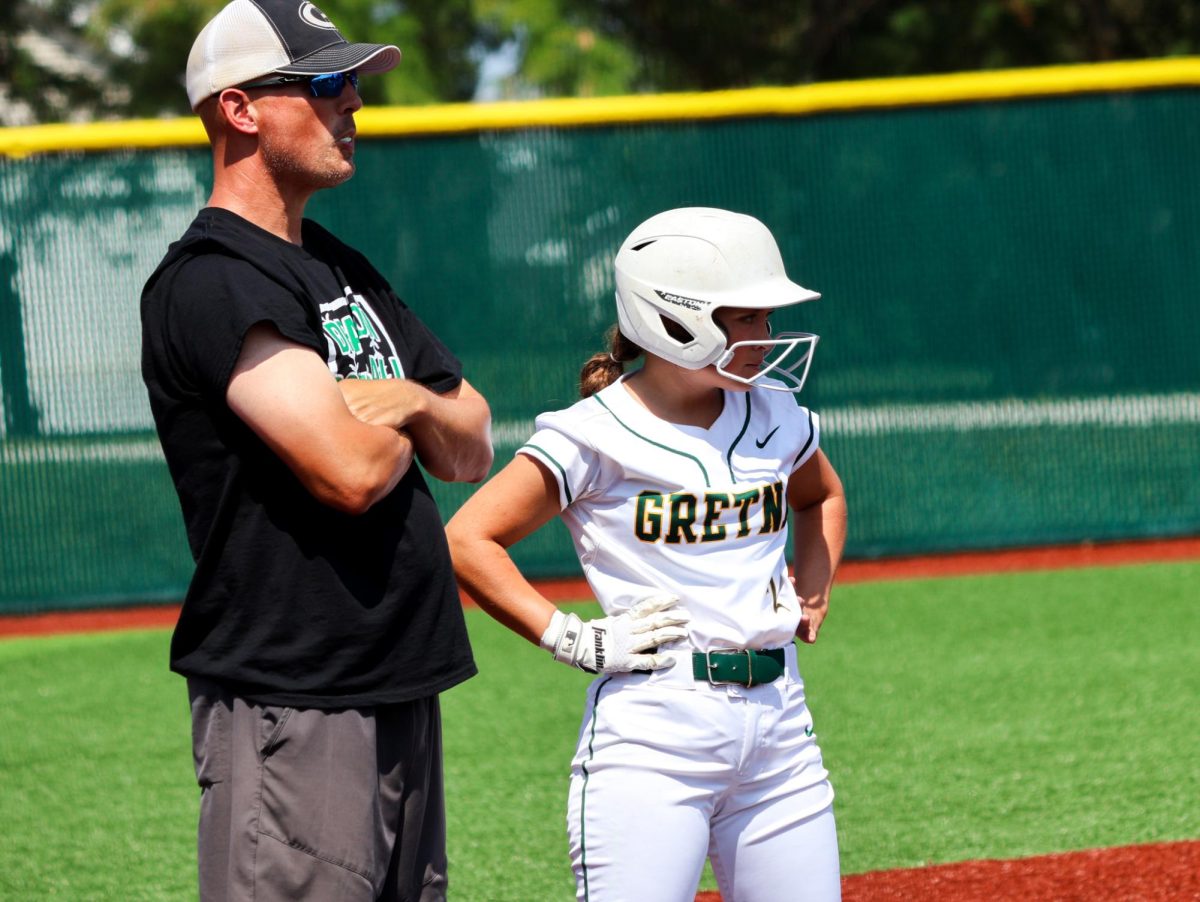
(0, 0, 491, 123)
(578, 0, 1200, 90)
(474, 0, 637, 99)
(0, 0, 130, 125)
(3, 0, 1199, 125)
(93, 0, 484, 114)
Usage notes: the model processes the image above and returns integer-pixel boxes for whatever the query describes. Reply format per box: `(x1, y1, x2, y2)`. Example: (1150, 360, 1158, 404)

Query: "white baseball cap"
(186, 0, 401, 110)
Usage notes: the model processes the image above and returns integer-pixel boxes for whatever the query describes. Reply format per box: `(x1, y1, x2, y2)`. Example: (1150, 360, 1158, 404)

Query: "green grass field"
(1, 561, 1197, 900)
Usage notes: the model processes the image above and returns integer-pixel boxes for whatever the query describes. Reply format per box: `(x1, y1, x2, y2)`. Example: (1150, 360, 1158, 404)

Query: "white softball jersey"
(520, 374, 841, 901)
(518, 373, 819, 652)
(562, 668, 840, 902)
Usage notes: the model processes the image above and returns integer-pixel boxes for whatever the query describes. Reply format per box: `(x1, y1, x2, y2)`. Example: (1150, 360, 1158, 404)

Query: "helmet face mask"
(715, 331, 819, 392)
(613, 208, 821, 394)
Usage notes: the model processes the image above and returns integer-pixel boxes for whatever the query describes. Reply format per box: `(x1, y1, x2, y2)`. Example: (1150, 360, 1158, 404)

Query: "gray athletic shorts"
(187, 677, 447, 902)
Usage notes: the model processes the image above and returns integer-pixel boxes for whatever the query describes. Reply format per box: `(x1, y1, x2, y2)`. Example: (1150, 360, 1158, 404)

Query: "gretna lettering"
(634, 481, 787, 544)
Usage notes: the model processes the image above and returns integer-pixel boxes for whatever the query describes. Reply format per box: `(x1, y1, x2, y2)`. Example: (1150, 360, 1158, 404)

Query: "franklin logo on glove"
(593, 627, 607, 669)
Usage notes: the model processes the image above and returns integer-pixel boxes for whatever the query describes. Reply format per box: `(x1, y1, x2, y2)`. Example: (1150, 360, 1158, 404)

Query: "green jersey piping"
(792, 408, 816, 470)
(726, 392, 753, 482)
(579, 675, 614, 901)
(520, 443, 573, 505)
(594, 394, 711, 487)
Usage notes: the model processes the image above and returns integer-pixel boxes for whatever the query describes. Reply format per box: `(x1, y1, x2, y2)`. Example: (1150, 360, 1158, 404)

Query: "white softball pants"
(566, 645, 840, 902)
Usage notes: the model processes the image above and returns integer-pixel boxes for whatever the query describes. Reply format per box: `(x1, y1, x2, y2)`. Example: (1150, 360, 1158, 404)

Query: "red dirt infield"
(692, 839, 1200, 901)
(2, 535, 1197, 640)
(3, 535, 1197, 900)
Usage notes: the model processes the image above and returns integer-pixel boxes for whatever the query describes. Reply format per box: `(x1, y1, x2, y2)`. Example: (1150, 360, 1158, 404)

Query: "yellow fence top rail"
(3, 57, 1199, 159)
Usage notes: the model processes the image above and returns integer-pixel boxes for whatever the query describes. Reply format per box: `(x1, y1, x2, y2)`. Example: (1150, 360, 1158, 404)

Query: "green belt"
(692, 647, 786, 687)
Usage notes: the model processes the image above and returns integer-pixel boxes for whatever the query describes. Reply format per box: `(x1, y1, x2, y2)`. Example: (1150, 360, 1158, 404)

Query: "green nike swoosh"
(805, 726, 814, 737)
(755, 425, 780, 449)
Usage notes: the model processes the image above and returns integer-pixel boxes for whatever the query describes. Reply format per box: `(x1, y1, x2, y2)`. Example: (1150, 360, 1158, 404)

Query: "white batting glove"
(539, 594, 690, 674)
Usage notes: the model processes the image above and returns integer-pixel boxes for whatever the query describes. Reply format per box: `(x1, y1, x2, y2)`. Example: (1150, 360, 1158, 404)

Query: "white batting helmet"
(613, 207, 820, 392)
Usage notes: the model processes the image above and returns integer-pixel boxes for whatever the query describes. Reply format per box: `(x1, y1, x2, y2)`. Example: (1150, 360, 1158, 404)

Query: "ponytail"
(579, 326, 642, 398)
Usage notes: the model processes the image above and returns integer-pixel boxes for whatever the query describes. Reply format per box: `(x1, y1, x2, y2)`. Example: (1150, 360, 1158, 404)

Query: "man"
(140, 2, 493, 899)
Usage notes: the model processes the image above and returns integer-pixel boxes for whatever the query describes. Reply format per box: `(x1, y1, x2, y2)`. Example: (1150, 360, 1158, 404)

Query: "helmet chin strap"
(715, 332, 819, 393)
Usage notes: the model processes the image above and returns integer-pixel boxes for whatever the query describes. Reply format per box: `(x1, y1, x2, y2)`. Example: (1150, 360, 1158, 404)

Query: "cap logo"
(298, 2, 337, 29)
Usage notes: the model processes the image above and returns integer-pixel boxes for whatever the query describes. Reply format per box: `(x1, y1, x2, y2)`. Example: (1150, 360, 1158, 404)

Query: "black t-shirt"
(140, 208, 476, 707)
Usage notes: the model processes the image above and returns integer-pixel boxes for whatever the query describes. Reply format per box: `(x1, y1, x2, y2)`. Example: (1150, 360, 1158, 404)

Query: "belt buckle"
(704, 648, 754, 687)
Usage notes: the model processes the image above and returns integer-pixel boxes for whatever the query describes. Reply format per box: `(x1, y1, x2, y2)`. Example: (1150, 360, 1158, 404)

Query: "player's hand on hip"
(789, 575, 829, 644)
(797, 598, 828, 644)
(540, 594, 690, 673)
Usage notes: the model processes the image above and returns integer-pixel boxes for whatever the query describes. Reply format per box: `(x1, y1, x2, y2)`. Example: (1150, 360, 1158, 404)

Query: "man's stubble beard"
(260, 131, 354, 191)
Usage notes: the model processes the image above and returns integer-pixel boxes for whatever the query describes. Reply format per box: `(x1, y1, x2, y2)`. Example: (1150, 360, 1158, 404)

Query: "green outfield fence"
(2, 60, 1199, 614)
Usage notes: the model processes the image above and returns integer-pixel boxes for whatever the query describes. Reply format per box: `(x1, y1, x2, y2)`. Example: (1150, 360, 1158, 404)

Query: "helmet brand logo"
(655, 289, 708, 311)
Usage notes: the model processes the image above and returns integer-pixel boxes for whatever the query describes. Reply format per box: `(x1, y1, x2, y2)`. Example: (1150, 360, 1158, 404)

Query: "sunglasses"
(239, 70, 359, 98)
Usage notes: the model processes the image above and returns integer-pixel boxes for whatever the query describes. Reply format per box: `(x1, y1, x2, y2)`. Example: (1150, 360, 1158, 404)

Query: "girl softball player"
(447, 207, 847, 902)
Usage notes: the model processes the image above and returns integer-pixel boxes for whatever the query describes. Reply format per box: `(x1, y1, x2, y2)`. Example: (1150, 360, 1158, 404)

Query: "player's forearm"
(790, 494, 848, 603)
(445, 528, 555, 645)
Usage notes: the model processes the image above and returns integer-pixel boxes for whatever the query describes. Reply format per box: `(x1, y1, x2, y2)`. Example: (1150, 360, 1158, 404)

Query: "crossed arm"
(339, 376, 492, 484)
(226, 323, 492, 514)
